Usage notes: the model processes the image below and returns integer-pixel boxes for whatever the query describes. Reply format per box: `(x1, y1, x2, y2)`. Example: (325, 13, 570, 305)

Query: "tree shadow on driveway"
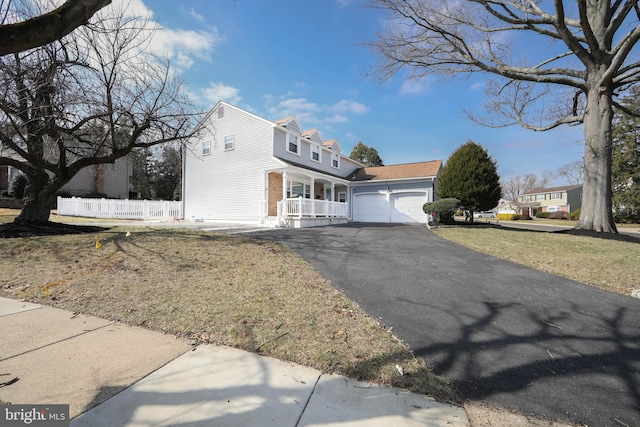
(249, 224, 640, 427)
(400, 297, 640, 426)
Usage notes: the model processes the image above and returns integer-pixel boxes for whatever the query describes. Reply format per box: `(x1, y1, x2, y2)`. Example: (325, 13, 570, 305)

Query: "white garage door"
(353, 192, 428, 223)
(352, 194, 389, 222)
(391, 192, 427, 223)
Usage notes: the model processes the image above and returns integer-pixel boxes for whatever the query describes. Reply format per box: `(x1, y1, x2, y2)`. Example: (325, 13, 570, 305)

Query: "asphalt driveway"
(249, 223, 640, 427)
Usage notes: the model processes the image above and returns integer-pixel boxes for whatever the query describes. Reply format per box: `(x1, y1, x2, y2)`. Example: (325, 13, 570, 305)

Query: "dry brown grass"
(0, 226, 457, 402)
(433, 226, 640, 296)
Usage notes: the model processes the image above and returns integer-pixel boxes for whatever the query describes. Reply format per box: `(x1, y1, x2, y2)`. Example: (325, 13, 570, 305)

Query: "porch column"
(310, 178, 315, 217)
(331, 181, 336, 216)
(281, 171, 288, 220)
(282, 171, 288, 201)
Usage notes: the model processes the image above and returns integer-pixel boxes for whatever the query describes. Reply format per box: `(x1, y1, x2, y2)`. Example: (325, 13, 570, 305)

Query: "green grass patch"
(433, 227, 640, 296)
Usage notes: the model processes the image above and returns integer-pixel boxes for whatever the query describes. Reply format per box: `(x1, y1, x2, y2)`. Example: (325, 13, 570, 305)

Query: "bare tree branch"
(0, 2, 205, 223)
(0, 0, 111, 56)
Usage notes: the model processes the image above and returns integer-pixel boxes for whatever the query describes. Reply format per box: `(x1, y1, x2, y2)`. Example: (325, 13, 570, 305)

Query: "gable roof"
(351, 160, 442, 182)
(521, 184, 582, 195)
(273, 116, 294, 126)
(302, 128, 324, 144)
(273, 116, 303, 133)
(322, 139, 343, 153)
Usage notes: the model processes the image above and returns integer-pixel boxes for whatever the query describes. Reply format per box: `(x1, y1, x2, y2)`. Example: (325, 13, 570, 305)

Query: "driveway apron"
(248, 224, 640, 427)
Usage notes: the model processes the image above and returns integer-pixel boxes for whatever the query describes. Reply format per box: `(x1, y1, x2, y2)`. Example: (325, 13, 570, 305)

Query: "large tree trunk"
(14, 171, 56, 224)
(577, 70, 618, 233)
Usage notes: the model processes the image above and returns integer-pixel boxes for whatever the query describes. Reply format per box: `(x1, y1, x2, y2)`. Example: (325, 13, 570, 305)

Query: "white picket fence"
(56, 197, 182, 220)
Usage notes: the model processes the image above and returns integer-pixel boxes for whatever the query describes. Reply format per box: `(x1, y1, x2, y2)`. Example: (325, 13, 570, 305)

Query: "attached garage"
(353, 191, 428, 223)
(350, 161, 441, 224)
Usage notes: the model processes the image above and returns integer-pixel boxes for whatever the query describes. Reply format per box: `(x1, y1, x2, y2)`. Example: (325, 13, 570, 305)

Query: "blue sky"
(122, 0, 585, 185)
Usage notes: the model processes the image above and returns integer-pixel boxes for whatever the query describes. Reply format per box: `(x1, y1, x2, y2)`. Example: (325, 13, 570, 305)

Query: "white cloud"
(104, 1, 221, 70)
(267, 97, 320, 124)
(399, 78, 432, 96)
(151, 28, 221, 68)
(327, 114, 349, 123)
(203, 82, 241, 105)
(329, 99, 370, 115)
(265, 95, 370, 128)
(188, 7, 205, 23)
(471, 81, 486, 91)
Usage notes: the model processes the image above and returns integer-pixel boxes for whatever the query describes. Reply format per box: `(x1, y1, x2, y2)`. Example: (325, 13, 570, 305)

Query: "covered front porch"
(261, 165, 350, 228)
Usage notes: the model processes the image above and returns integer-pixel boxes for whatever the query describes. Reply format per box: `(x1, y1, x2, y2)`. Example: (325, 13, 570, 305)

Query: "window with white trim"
(287, 134, 299, 154)
(289, 183, 310, 198)
(202, 140, 211, 155)
(331, 153, 339, 169)
(311, 144, 321, 162)
(224, 135, 235, 151)
(536, 194, 546, 201)
(550, 192, 562, 200)
(338, 192, 346, 202)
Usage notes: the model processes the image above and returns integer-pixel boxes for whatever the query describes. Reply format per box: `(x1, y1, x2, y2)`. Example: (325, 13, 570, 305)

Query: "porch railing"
(280, 197, 348, 218)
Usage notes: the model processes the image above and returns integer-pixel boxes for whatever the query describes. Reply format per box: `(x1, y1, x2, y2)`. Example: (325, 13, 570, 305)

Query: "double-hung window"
(224, 135, 235, 151)
(311, 145, 321, 162)
(288, 134, 299, 154)
(202, 140, 211, 156)
(331, 153, 339, 169)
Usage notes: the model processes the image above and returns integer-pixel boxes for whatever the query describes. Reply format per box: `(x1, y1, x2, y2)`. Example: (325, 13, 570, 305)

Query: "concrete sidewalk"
(0, 297, 469, 426)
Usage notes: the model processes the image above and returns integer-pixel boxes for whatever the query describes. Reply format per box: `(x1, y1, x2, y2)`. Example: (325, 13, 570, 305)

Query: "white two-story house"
(183, 101, 441, 227)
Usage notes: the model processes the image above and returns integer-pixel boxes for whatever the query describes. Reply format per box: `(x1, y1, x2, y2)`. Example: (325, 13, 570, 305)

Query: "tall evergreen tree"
(349, 142, 384, 166)
(437, 141, 501, 223)
(155, 145, 182, 201)
(612, 89, 640, 214)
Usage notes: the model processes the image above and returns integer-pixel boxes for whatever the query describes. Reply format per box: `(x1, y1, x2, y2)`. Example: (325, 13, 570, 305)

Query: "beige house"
(0, 158, 132, 199)
(518, 185, 583, 217)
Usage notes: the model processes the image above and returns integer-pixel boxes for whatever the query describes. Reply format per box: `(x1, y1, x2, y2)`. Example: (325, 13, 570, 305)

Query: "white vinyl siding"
(184, 103, 281, 222)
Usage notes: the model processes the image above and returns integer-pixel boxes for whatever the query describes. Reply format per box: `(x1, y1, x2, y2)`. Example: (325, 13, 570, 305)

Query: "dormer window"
(311, 145, 321, 162)
(331, 153, 339, 169)
(288, 134, 299, 154)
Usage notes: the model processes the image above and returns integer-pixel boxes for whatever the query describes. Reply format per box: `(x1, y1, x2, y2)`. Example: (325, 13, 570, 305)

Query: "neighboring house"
(518, 184, 583, 217)
(496, 198, 518, 215)
(182, 101, 441, 227)
(0, 158, 132, 199)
